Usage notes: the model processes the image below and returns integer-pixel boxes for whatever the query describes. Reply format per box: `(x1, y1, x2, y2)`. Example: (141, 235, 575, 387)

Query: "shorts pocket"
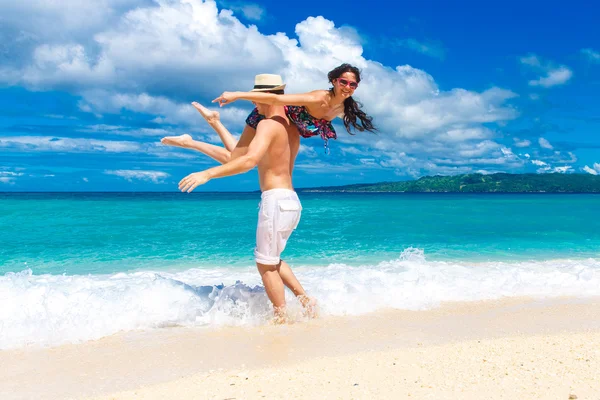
(277, 200, 301, 232)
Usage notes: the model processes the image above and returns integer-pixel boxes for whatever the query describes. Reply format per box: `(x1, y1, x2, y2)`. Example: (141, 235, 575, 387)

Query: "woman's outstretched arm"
(213, 90, 325, 108)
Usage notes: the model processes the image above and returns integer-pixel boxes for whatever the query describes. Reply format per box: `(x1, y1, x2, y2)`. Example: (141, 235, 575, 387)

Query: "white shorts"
(254, 189, 302, 265)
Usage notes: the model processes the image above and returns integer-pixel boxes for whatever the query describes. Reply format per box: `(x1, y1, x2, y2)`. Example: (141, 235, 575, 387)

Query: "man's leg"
(278, 260, 318, 318)
(256, 262, 287, 323)
(277, 260, 305, 297)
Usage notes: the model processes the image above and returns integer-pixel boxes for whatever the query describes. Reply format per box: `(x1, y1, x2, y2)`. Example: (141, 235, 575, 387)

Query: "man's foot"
(298, 295, 319, 319)
(160, 133, 193, 148)
(192, 102, 220, 125)
(271, 305, 290, 325)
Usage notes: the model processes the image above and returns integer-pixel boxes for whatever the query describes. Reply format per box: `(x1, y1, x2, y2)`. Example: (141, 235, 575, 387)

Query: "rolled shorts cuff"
(254, 250, 280, 265)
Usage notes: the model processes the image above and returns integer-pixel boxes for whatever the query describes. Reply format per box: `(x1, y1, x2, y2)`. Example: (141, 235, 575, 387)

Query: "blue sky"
(1, 0, 599, 192)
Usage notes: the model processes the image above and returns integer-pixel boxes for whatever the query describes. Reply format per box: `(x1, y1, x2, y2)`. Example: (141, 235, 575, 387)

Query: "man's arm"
(178, 124, 275, 193)
(229, 125, 256, 161)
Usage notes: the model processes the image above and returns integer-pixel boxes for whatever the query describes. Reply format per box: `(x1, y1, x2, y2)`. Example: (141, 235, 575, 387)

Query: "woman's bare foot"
(191, 102, 220, 125)
(160, 133, 193, 148)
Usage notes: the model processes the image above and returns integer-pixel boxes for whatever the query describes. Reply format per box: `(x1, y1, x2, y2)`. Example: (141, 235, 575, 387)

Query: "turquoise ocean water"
(1, 192, 600, 349)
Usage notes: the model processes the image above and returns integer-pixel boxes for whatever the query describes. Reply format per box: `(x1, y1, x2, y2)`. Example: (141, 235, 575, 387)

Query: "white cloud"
(0, 2, 521, 177)
(396, 38, 445, 59)
(0, 170, 24, 184)
(528, 67, 572, 88)
(0, 136, 142, 153)
(434, 127, 494, 143)
(6, 0, 284, 96)
(238, 4, 265, 21)
(581, 48, 600, 63)
(520, 54, 572, 88)
(538, 137, 553, 149)
(520, 55, 541, 67)
(531, 160, 547, 166)
(79, 91, 249, 128)
(104, 169, 169, 183)
(298, 144, 317, 158)
(513, 138, 531, 148)
(79, 124, 173, 137)
(582, 163, 600, 175)
(295, 161, 373, 173)
(552, 166, 572, 174)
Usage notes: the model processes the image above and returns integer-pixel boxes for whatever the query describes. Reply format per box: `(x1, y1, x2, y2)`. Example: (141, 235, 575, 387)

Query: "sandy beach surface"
(2, 297, 600, 400)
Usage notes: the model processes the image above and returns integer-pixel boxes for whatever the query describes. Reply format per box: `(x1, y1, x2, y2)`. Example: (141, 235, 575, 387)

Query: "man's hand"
(212, 92, 238, 107)
(179, 171, 210, 193)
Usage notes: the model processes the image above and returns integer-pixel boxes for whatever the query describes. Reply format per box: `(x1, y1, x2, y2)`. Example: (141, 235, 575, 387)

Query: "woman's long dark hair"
(328, 63, 376, 134)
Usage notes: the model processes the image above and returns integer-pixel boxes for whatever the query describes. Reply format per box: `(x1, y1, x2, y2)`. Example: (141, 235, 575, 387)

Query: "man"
(178, 74, 315, 322)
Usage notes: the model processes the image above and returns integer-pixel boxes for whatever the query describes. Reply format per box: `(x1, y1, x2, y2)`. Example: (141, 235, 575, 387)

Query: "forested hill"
(299, 173, 600, 193)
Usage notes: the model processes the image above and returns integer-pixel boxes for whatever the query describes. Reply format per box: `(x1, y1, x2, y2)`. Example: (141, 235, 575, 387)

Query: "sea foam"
(1, 248, 599, 350)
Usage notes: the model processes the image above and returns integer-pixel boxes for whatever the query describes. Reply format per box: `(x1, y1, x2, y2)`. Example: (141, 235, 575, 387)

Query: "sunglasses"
(337, 78, 358, 89)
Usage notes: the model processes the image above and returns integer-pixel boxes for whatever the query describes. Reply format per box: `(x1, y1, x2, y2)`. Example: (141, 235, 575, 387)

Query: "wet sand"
(2, 297, 599, 400)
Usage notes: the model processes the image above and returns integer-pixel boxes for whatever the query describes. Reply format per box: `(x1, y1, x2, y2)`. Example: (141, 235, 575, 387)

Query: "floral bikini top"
(245, 106, 337, 153)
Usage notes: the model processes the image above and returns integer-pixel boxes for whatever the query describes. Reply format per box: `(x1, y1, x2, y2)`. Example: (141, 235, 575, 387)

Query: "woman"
(160, 74, 286, 162)
(213, 63, 376, 152)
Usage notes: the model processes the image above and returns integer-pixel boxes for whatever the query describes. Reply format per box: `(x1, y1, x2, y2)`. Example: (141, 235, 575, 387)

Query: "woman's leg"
(190, 102, 238, 152)
(160, 133, 231, 164)
(161, 102, 255, 164)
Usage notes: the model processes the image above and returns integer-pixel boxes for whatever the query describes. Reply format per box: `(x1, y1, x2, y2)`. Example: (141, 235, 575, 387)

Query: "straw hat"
(250, 74, 286, 92)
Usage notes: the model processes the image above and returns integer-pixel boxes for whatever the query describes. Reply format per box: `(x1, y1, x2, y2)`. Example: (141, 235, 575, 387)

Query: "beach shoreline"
(2, 296, 600, 399)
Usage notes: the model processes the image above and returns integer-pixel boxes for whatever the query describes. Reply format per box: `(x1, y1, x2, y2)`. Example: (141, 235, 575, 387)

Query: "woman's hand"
(212, 92, 238, 107)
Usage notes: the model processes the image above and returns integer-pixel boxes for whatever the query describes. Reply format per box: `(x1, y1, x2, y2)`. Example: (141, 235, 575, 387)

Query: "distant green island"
(299, 173, 600, 193)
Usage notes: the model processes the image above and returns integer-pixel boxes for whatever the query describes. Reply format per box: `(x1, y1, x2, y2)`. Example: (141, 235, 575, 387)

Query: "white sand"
(92, 332, 600, 400)
(2, 297, 599, 400)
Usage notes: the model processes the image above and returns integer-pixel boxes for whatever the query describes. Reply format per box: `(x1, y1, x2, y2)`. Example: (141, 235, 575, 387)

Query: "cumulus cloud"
(4, 0, 284, 97)
(0, 136, 143, 153)
(520, 54, 572, 88)
(583, 163, 600, 175)
(78, 90, 250, 128)
(0, 136, 146, 153)
(79, 125, 173, 137)
(0, 1, 521, 177)
(513, 138, 531, 148)
(0, 170, 24, 184)
(581, 48, 600, 63)
(231, 3, 266, 21)
(538, 137, 553, 149)
(552, 166, 572, 174)
(528, 67, 572, 88)
(104, 169, 169, 182)
(295, 161, 374, 173)
(396, 38, 446, 59)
